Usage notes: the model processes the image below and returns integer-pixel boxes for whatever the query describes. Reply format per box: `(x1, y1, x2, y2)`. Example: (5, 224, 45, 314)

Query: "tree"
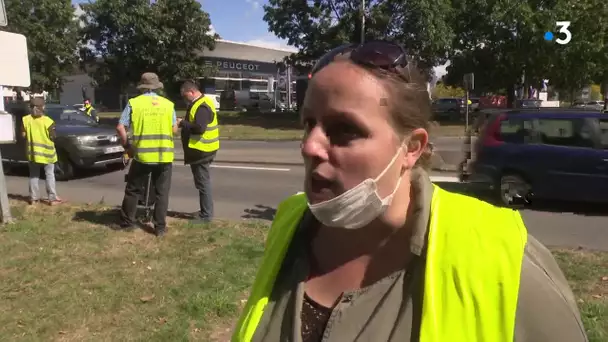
(80, 0, 217, 96)
(263, 0, 455, 73)
(444, 0, 608, 106)
(4, 0, 80, 93)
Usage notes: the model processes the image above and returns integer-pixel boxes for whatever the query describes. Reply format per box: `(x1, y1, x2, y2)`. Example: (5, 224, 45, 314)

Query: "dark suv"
(463, 110, 608, 206)
(1, 103, 125, 181)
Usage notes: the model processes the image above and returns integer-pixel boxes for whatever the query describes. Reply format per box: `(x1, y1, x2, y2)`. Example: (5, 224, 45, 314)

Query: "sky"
(72, 0, 447, 77)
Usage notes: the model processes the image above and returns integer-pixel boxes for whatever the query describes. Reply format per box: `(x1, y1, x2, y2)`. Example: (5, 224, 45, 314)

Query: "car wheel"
(499, 174, 532, 207)
(55, 153, 75, 181)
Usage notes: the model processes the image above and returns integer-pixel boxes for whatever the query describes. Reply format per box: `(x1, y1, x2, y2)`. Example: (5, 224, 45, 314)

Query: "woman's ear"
(404, 128, 428, 169)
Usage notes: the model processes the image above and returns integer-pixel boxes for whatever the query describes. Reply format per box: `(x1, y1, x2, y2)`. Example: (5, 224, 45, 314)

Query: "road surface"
(4, 162, 607, 250)
(183, 138, 470, 169)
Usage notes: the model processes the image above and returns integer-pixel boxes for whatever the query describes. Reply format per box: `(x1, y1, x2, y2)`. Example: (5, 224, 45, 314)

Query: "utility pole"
(360, 0, 365, 43)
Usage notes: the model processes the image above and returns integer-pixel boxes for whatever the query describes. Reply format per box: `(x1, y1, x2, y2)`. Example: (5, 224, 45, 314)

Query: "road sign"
(0, 31, 31, 87)
(464, 73, 474, 91)
(0, 0, 7, 26)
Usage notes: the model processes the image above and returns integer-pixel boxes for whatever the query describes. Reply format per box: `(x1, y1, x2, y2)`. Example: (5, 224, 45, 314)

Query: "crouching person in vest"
(115, 73, 177, 237)
(233, 42, 588, 342)
(22, 97, 65, 206)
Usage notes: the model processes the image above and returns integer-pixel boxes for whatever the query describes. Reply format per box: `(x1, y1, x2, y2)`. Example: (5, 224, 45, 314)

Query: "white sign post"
(0, 29, 31, 224)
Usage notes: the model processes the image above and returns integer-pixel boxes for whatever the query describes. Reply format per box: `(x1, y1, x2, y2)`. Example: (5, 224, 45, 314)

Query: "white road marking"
(430, 175, 460, 183)
(210, 164, 291, 172)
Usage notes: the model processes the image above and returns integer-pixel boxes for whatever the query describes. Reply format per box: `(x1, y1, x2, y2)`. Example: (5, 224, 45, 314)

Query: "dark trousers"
(190, 161, 213, 220)
(120, 160, 172, 229)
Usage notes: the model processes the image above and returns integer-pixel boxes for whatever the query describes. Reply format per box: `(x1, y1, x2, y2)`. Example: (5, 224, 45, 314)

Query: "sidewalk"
(173, 148, 458, 171)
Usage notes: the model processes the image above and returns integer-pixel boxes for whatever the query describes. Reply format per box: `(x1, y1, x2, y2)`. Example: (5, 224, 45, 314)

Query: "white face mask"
(308, 146, 404, 229)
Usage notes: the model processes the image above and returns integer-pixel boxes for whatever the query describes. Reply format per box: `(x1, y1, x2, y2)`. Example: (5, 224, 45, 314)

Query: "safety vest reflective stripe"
(129, 94, 175, 164)
(22, 115, 57, 164)
(232, 185, 528, 342)
(187, 96, 220, 152)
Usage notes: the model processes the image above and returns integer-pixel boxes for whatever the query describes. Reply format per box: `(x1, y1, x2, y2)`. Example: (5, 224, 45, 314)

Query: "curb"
(173, 158, 459, 171)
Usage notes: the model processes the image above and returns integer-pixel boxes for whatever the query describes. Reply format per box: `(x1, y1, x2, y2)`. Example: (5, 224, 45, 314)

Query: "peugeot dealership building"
(60, 39, 299, 110)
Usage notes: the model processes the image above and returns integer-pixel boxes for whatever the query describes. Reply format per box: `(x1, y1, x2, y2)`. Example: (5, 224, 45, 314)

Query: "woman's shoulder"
(514, 234, 587, 341)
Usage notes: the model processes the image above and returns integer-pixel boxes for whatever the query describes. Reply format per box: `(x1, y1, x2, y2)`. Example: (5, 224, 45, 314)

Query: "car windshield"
(46, 107, 97, 125)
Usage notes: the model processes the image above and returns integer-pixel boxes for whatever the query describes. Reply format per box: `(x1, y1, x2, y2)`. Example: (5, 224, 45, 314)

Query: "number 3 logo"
(555, 21, 572, 45)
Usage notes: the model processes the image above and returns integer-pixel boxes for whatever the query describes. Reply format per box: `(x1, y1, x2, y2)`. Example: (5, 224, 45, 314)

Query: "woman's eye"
(326, 124, 362, 146)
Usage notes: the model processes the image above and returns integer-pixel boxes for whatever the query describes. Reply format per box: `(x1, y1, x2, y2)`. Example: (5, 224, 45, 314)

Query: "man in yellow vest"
(177, 80, 219, 223)
(82, 98, 98, 123)
(115, 72, 177, 237)
(21, 97, 64, 205)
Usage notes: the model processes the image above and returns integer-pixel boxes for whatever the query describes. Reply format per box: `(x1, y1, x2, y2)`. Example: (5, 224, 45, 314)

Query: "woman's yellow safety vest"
(129, 95, 175, 163)
(232, 185, 528, 342)
(187, 96, 219, 152)
(22, 114, 57, 164)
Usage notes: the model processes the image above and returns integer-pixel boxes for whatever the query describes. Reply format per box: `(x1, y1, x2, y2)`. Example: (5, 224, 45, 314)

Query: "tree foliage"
(263, 0, 454, 74)
(444, 0, 608, 103)
(79, 0, 217, 95)
(4, 0, 80, 93)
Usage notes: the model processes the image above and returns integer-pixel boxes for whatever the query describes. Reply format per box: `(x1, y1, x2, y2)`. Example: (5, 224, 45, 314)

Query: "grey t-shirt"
(250, 169, 588, 342)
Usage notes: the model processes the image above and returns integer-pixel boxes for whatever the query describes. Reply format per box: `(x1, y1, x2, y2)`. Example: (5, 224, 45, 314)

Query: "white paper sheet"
(0, 114, 15, 143)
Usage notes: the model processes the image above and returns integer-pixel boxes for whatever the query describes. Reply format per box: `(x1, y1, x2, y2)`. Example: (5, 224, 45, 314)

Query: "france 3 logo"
(544, 21, 572, 45)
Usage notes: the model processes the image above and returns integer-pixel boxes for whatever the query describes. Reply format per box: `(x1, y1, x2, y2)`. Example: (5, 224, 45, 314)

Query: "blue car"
(464, 110, 608, 206)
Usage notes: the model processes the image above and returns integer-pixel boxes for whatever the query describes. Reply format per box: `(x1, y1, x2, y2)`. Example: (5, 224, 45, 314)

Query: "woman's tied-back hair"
(332, 51, 433, 169)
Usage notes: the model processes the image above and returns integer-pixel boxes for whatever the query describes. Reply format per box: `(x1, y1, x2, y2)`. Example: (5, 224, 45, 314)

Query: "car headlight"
(75, 135, 97, 144)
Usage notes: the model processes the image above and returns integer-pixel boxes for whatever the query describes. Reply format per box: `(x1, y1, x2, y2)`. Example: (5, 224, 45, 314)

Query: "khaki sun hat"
(136, 72, 163, 90)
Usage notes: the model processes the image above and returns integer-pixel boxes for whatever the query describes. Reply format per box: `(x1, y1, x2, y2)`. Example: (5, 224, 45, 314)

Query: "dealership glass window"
(228, 72, 241, 79)
(215, 79, 226, 91)
(227, 79, 241, 90)
(250, 82, 268, 92)
(241, 79, 251, 90)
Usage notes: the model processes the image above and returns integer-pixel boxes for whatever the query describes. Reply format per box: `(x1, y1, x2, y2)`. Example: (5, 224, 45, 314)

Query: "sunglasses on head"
(311, 40, 408, 76)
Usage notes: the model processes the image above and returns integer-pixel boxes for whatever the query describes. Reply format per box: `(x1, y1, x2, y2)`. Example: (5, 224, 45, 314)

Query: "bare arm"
(116, 124, 129, 147)
(48, 123, 56, 141)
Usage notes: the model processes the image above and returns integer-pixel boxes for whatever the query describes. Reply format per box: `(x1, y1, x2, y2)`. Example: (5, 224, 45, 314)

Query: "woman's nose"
(301, 127, 329, 161)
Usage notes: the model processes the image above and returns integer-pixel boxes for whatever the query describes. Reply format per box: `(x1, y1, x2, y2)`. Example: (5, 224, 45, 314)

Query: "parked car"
(219, 90, 275, 112)
(571, 100, 604, 111)
(463, 109, 608, 206)
(1, 103, 125, 181)
(514, 99, 542, 108)
(432, 97, 467, 121)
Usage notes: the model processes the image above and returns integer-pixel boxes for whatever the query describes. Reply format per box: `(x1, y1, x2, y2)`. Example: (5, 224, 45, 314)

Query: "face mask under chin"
(308, 145, 405, 230)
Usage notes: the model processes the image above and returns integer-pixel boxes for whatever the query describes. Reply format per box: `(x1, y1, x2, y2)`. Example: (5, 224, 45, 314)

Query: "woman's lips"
(306, 173, 335, 202)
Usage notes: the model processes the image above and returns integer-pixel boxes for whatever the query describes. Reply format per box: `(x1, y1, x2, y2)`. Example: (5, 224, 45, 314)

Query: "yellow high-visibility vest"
(129, 94, 175, 163)
(232, 185, 528, 342)
(187, 95, 219, 152)
(22, 114, 57, 164)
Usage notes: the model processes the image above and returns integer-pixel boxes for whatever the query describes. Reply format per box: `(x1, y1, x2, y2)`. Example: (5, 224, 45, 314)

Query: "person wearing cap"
(82, 98, 98, 123)
(115, 72, 177, 237)
(21, 97, 64, 205)
(177, 80, 220, 223)
(232, 42, 586, 341)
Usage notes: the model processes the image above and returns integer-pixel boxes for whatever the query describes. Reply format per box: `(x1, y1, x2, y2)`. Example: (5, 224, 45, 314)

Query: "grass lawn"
(3, 202, 603, 341)
(99, 110, 468, 140)
(0, 201, 268, 341)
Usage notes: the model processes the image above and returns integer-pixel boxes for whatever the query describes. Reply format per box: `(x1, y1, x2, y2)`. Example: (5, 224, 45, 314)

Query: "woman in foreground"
(232, 41, 588, 342)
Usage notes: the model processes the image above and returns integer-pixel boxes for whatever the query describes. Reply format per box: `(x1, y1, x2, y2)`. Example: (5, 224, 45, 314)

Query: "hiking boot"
(28, 199, 38, 206)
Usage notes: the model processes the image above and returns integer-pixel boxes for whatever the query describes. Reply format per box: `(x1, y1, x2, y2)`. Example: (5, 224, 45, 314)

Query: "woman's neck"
(309, 180, 415, 285)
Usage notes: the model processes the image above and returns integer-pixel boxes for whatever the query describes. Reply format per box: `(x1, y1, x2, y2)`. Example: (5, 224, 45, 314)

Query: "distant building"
(59, 39, 299, 110)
